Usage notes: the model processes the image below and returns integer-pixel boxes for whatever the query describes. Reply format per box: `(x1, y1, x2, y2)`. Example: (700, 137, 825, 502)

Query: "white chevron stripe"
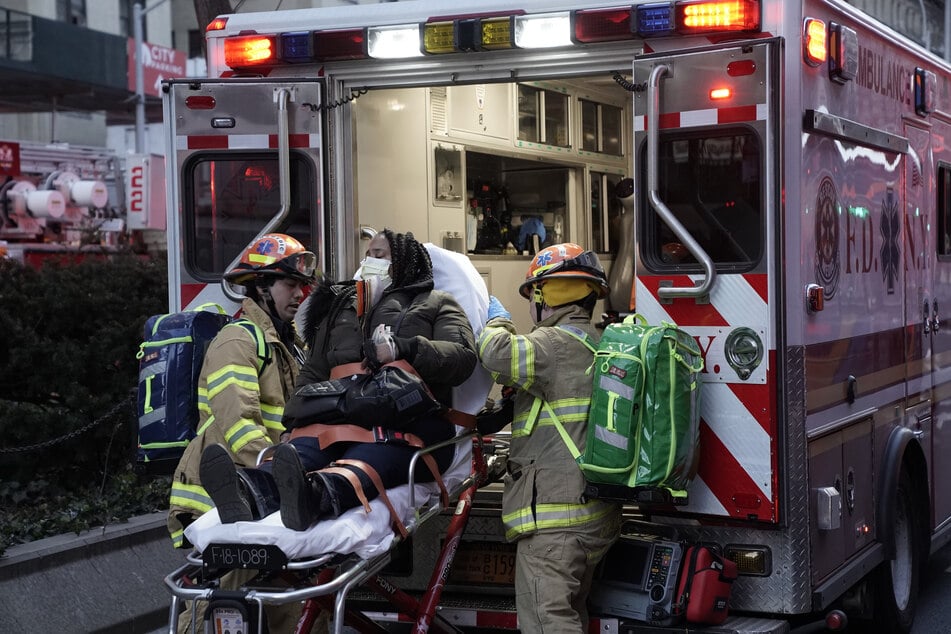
(633, 278, 673, 324)
(693, 273, 767, 326)
(683, 475, 729, 515)
(701, 382, 771, 499)
(184, 284, 240, 315)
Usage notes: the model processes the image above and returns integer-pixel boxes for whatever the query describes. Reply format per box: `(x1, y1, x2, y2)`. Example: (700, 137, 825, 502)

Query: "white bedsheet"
(185, 442, 473, 560)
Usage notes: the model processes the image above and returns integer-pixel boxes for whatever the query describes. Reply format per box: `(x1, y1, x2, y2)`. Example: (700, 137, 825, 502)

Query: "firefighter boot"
(236, 466, 281, 519)
(199, 443, 253, 523)
(272, 443, 339, 531)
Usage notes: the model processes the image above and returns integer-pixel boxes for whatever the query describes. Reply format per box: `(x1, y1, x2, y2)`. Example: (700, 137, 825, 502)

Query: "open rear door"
(162, 78, 326, 312)
(632, 41, 778, 522)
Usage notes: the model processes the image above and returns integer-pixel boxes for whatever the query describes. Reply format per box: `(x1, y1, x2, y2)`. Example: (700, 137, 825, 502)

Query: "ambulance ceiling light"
(828, 22, 857, 83)
(676, 0, 760, 34)
(367, 24, 423, 59)
(636, 3, 675, 36)
(572, 7, 636, 44)
(915, 67, 937, 116)
(280, 31, 314, 63)
(206, 17, 228, 32)
(422, 21, 456, 54)
(514, 12, 571, 49)
(480, 17, 517, 50)
(224, 34, 277, 68)
(314, 28, 367, 61)
(803, 18, 826, 66)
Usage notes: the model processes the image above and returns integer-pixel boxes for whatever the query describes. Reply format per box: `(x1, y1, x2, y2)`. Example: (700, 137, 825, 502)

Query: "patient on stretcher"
(199, 229, 478, 533)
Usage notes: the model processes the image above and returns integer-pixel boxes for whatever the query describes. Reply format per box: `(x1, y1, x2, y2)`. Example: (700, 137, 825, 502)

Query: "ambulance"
(161, 0, 951, 630)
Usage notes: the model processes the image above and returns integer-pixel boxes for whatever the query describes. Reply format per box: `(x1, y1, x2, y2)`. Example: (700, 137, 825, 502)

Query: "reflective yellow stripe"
(197, 414, 215, 435)
(169, 528, 184, 548)
(502, 499, 616, 540)
(260, 403, 285, 431)
(511, 397, 590, 437)
(206, 364, 259, 399)
(197, 388, 212, 416)
(170, 482, 212, 514)
(478, 326, 535, 390)
(225, 419, 268, 453)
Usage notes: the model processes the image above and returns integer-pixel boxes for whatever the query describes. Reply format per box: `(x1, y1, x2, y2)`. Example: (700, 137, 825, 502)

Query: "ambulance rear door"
(163, 78, 326, 312)
(632, 40, 779, 523)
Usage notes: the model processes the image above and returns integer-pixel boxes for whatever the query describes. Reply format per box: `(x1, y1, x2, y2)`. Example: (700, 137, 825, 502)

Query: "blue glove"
(487, 295, 511, 321)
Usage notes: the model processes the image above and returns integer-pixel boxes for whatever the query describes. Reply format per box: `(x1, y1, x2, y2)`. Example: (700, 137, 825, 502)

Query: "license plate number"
(202, 543, 288, 571)
(448, 540, 516, 586)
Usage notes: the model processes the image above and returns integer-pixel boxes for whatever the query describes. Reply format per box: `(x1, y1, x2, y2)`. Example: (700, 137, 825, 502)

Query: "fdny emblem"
(814, 176, 840, 300)
(879, 187, 900, 295)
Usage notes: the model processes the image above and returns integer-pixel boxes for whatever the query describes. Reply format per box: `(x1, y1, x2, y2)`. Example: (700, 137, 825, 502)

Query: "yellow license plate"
(448, 540, 517, 586)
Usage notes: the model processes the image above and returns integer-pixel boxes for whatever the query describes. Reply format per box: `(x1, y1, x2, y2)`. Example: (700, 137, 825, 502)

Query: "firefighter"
(167, 232, 317, 633)
(199, 229, 477, 531)
(477, 243, 623, 634)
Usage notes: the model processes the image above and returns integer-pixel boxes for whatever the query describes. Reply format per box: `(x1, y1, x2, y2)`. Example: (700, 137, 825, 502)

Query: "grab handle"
(646, 64, 717, 299)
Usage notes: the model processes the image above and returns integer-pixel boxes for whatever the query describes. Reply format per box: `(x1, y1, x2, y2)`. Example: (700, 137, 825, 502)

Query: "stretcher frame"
(163, 432, 491, 634)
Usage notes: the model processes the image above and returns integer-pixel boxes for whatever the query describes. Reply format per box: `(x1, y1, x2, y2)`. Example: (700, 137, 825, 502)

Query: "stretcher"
(163, 432, 501, 634)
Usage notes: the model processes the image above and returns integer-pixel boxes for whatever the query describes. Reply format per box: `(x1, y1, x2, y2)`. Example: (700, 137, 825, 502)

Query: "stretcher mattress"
(184, 442, 472, 560)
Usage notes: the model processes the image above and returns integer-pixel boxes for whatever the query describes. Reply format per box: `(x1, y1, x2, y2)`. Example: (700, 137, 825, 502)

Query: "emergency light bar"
(218, 0, 761, 69)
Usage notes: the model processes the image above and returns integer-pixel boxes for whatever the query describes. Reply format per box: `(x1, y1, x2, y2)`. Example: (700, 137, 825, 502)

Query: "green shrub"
(0, 252, 170, 555)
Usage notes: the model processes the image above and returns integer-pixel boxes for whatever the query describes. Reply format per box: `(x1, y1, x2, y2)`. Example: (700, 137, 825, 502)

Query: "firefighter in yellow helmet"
(167, 233, 320, 633)
(477, 243, 622, 634)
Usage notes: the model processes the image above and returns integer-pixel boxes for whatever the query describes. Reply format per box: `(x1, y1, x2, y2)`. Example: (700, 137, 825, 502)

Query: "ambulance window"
(517, 85, 569, 148)
(641, 128, 762, 270)
(938, 164, 951, 258)
(182, 152, 316, 281)
(580, 100, 623, 156)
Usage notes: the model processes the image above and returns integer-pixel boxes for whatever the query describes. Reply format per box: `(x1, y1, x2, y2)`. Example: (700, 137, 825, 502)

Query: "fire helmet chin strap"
(532, 285, 546, 323)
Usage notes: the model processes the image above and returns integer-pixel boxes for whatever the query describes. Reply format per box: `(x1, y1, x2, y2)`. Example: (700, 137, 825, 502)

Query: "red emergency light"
(676, 0, 760, 33)
(803, 18, 827, 66)
(206, 17, 228, 32)
(572, 7, 636, 43)
(224, 34, 278, 68)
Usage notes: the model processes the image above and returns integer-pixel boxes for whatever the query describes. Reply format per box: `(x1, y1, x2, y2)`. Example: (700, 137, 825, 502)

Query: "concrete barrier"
(0, 512, 186, 633)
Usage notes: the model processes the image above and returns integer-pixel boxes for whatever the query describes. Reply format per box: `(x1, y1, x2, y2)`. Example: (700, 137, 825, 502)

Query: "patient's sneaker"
(199, 443, 253, 523)
(273, 444, 334, 531)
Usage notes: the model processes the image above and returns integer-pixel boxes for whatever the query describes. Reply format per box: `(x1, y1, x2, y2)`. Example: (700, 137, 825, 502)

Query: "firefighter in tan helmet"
(167, 233, 321, 633)
(477, 243, 623, 633)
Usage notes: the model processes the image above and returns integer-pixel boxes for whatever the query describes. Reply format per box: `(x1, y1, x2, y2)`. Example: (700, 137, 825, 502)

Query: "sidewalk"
(0, 512, 186, 633)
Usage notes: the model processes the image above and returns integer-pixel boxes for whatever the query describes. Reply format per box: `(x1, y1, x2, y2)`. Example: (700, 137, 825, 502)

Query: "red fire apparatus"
(161, 0, 951, 631)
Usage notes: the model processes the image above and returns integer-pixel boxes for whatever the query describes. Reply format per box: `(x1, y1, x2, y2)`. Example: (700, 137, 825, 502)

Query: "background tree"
(192, 0, 234, 56)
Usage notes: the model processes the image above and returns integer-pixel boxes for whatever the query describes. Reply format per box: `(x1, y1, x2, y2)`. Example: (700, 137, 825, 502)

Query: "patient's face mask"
(353, 256, 392, 284)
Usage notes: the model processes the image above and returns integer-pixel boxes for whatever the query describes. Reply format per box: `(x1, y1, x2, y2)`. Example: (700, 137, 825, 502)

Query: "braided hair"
(380, 228, 434, 290)
(301, 229, 435, 348)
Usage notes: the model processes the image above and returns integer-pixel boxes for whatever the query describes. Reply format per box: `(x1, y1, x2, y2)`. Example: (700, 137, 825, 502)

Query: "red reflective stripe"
(659, 111, 680, 129)
(476, 612, 519, 628)
(267, 133, 314, 148)
(718, 104, 758, 123)
(188, 135, 229, 149)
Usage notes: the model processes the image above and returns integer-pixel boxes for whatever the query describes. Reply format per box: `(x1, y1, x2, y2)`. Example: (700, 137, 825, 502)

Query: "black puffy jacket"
(298, 278, 477, 409)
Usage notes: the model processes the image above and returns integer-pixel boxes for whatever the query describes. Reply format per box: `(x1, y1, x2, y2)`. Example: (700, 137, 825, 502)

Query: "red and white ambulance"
(162, 0, 951, 630)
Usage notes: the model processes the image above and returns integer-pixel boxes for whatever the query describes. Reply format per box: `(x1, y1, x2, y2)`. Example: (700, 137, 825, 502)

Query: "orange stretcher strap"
(288, 423, 450, 510)
(334, 459, 408, 538)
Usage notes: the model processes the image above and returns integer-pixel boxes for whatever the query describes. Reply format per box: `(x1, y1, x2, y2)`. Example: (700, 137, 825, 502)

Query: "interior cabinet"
(448, 84, 512, 140)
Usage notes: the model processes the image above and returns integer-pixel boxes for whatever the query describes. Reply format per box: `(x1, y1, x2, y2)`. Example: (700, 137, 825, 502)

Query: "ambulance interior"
(348, 74, 763, 323)
(349, 75, 631, 325)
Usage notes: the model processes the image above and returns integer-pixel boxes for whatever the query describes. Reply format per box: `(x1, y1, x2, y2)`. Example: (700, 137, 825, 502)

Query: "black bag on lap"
(283, 363, 444, 431)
